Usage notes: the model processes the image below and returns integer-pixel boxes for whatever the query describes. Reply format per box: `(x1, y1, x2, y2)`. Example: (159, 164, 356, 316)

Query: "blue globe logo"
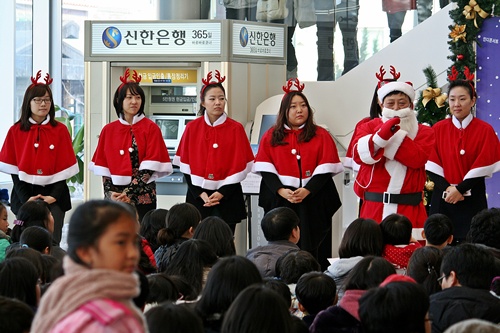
(102, 26, 122, 49)
(239, 27, 249, 47)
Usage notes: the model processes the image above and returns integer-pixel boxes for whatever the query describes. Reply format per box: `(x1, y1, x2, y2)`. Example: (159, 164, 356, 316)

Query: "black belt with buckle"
(364, 192, 422, 206)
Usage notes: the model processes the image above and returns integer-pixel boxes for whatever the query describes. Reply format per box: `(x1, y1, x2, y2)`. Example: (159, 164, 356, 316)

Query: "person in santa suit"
(173, 70, 254, 233)
(426, 66, 500, 243)
(0, 70, 79, 245)
(89, 69, 172, 221)
(352, 65, 435, 230)
(253, 78, 343, 270)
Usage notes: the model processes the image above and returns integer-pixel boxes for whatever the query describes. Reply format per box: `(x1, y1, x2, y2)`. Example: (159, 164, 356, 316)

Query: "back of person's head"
(40, 254, 63, 286)
(168, 275, 198, 301)
(276, 250, 320, 284)
(467, 208, 500, 250)
(66, 200, 136, 265)
(440, 243, 496, 290)
(295, 272, 336, 315)
(359, 281, 429, 333)
(343, 256, 396, 291)
(263, 278, 292, 309)
(0, 296, 35, 333)
(338, 218, 384, 258)
(193, 216, 236, 257)
(444, 318, 500, 333)
(157, 203, 200, 246)
(5, 247, 44, 280)
(164, 239, 218, 295)
(146, 302, 204, 333)
(407, 246, 443, 295)
(380, 214, 412, 245)
(221, 284, 293, 333)
(424, 214, 454, 247)
(11, 200, 52, 243)
(19, 226, 52, 254)
(140, 208, 168, 252)
(0, 257, 40, 308)
(196, 255, 262, 318)
(146, 273, 179, 305)
(261, 207, 300, 242)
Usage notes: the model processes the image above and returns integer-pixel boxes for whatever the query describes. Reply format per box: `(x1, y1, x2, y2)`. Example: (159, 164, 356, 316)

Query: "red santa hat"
(380, 274, 417, 287)
(376, 65, 415, 102)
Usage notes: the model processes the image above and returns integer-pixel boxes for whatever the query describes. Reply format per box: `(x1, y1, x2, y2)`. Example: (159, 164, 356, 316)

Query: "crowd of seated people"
(0, 200, 499, 333)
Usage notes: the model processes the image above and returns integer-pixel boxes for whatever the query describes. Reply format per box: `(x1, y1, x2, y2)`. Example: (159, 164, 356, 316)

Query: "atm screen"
(155, 119, 179, 140)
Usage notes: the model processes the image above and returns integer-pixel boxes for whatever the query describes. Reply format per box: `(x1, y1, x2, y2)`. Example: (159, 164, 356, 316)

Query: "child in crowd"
(221, 284, 295, 333)
(196, 255, 262, 332)
(163, 239, 218, 298)
(407, 246, 444, 296)
(144, 273, 179, 311)
(31, 200, 147, 332)
(246, 207, 300, 278)
(380, 213, 421, 273)
(422, 214, 454, 249)
(155, 203, 201, 272)
(310, 256, 395, 333)
(276, 250, 321, 317)
(5, 247, 44, 283)
(140, 208, 168, 253)
(264, 278, 292, 310)
(0, 203, 11, 261)
(0, 257, 40, 311)
(0, 295, 35, 333)
(358, 277, 430, 333)
(9, 200, 66, 261)
(193, 216, 236, 258)
(146, 302, 204, 333)
(19, 226, 52, 254)
(325, 218, 384, 300)
(295, 272, 337, 328)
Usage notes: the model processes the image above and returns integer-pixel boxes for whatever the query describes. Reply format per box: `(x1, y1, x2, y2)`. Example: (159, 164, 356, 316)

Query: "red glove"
(373, 117, 400, 147)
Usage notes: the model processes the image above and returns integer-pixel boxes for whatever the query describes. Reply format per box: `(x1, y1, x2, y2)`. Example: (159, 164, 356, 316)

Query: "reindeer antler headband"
(118, 68, 142, 91)
(200, 70, 226, 97)
(448, 65, 475, 96)
(282, 78, 305, 94)
(29, 70, 53, 88)
(376, 65, 415, 102)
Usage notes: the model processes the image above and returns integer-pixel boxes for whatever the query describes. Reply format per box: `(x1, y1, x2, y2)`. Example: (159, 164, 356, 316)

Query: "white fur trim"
(140, 160, 173, 183)
(382, 159, 407, 218)
(18, 163, 79, 186)
(188, 161, 253, 190)
(464, 161, 500, 180)
(0, 162, 19, 174)
(377, 81, 415, 102)
(383, 130, 407, 160)
(253, 161, 301, 188)
(357, 135, 381, 165)
(313, 162, 344, 177)
(425, 161, 444, 177)
(373, 133, 389, 148)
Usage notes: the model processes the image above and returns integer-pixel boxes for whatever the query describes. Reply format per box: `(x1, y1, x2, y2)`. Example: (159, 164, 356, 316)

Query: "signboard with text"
(231, 22, 285, 58)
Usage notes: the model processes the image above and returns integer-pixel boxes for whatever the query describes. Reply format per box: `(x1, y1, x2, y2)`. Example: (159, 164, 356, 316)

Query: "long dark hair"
(271, 91, 317, 146)
(11, 201, 52, 243)
(18, 84, 57, 131)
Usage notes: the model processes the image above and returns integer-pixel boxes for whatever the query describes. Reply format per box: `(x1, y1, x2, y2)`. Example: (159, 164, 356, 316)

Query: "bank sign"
(232, 22, 285, 58)
(92, 22, 222, 55)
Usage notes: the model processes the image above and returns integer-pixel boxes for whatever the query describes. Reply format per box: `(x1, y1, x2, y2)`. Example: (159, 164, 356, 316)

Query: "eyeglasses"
(437, 275, 446, 284)
(32, 98, 51, 104)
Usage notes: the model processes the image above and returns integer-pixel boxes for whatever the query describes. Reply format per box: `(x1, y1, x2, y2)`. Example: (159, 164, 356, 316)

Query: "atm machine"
(83, 19, 287, 213)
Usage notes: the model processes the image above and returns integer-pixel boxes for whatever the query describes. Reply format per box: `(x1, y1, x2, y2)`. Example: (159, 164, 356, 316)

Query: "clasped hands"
(278, 187, 310, 204)
(110, 191, 131, 203)
(373, 117, 401, 148)
(443, 186, 464, 204)
(201, 191, 223, 207)
(28, 194, 56, 205)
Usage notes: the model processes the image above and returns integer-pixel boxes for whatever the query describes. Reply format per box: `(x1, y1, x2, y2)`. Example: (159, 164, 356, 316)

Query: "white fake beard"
(382, 107, 418, 140)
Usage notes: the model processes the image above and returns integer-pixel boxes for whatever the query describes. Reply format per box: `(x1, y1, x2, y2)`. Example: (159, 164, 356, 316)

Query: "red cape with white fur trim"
(173, 115, 254, 190)
(0, 121, 78, 185)
(90, 116, 172, 186)
(426, 116, 500, 183)
(253, 126, 343, 186)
